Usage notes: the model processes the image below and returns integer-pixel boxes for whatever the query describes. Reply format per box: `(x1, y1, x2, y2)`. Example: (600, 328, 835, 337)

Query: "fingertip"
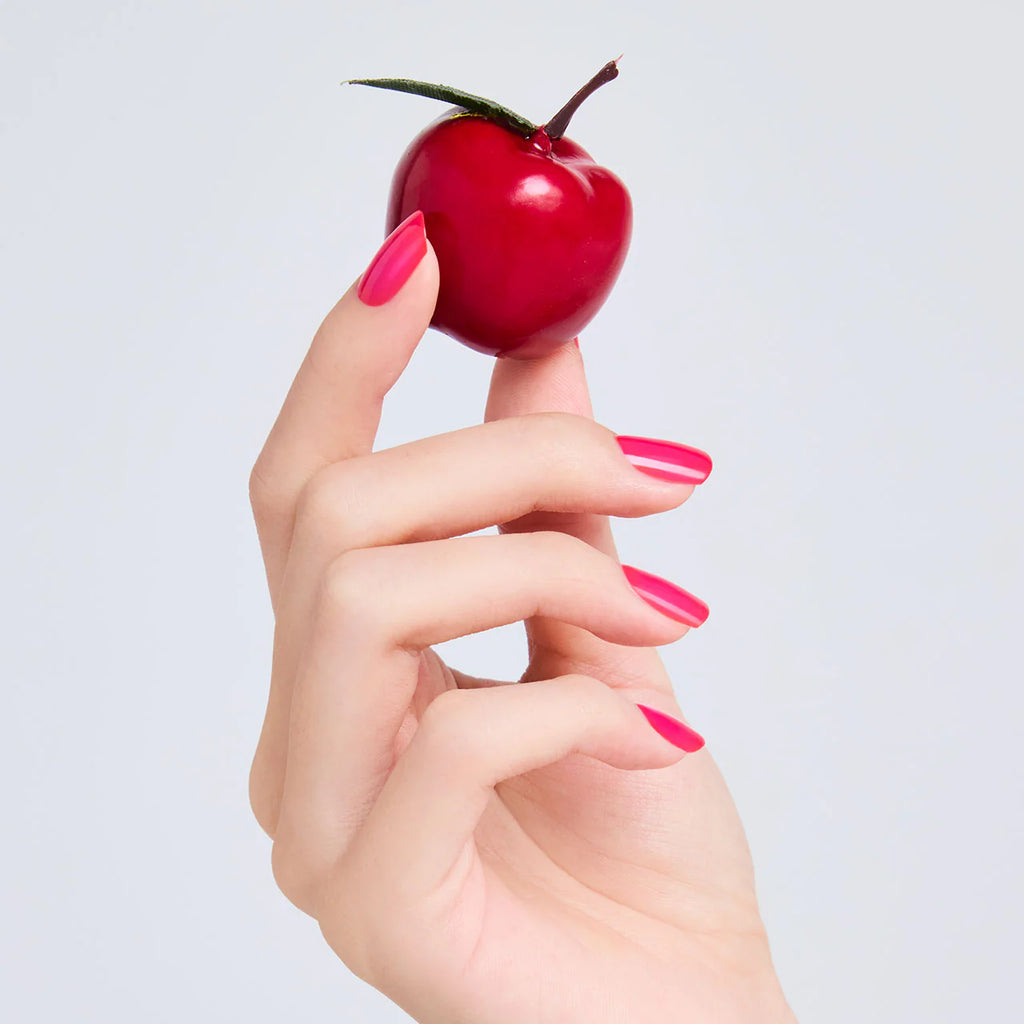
(635, 703, 706, 754)
(605, 696, 690, 771)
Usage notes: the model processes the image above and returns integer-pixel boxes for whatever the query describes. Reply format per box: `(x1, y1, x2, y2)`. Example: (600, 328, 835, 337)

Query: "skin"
(248, 241, 797, 1023)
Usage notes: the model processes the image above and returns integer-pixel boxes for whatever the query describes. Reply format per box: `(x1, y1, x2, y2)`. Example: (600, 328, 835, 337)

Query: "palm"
(398, 646, 767, 1024)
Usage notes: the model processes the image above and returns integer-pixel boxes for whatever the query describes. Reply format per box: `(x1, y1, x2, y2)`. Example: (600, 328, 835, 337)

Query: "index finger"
(249, 211, 437, 603)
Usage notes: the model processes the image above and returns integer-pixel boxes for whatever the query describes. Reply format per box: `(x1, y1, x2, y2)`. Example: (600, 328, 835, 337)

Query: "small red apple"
(350, 61, 632, 358)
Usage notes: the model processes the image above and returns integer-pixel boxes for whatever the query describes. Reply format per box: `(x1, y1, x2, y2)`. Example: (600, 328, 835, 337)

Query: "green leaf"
(345, 78, 537, 137)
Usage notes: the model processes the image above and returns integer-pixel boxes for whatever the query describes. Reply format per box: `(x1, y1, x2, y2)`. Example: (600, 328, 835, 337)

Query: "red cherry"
(350, 62, 632, 358)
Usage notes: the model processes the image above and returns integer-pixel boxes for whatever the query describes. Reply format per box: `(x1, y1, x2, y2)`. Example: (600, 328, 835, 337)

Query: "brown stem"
(543, 58, 620, 141)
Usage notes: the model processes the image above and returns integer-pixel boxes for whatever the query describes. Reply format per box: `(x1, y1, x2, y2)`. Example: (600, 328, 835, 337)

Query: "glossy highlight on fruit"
(349, 61, 632, 358)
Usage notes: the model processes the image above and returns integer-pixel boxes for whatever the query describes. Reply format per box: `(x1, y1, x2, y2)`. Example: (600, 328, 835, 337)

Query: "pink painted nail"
(357, 211, 427, 306)
(636, 704, 705, 752)
(622, 565, 709, 628)
(616, 436, 712, 485)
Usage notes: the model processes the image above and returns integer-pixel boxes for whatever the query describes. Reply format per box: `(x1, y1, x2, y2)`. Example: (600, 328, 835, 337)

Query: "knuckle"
(248, 458, 285, 524)
(294, 467, 333, 525)
(525, 409, 585, 433)
(317, 549, 389, 637)
(525, 528, 592, 562)
(321, 548, 370, 607)
(418, 686, 470, 736)
(558, 673, 616, 711)
(293, 461, 371, 555)
(294, 467, 340, 537)
(271, 827, 330, 914)
(319, 915, 373, 983)
(417, 689, 485, 767)
(248, 763, 280, 839)
(270, 831, 309, 905)
(520, 410, 594, 454)
(558, 672, 605, 698)
(318, 858, 388, 984)
(548, 674, 623, 735)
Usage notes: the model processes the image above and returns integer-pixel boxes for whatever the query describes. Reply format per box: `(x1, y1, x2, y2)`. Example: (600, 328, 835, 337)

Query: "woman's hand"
(248, 216, 795, 1023)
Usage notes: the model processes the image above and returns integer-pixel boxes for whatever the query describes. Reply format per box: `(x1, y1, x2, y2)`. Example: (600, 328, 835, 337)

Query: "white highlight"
(626, 454, 705, 481)
(633, 586, 700, 625)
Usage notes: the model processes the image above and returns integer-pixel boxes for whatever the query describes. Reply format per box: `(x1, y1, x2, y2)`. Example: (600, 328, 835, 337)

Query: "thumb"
(485, 338, 595, 421)
(483, 339, 672, 693)
(484, 338, 617, 559)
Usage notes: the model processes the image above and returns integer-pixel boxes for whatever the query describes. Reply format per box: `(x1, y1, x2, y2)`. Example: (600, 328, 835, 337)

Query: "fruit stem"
(543, 58, 620, 141)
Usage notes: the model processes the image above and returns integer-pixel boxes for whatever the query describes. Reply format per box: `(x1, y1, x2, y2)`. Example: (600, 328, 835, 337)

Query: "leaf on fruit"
(345, 78, 537, 137)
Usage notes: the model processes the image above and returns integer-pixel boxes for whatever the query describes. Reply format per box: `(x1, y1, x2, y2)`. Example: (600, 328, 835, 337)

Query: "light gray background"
(2, 2, 1021, 1021)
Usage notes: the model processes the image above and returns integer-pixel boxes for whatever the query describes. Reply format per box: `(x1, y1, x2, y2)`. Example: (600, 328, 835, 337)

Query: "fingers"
(267, 533, 694, 910)
(251, 409, 702, 835)
(285, 410, 697, 587)
(485, 342, 608, 554)
(313, 532, 690, 652)
(249, 219, 438, 603)
(320, 676, 694, 933)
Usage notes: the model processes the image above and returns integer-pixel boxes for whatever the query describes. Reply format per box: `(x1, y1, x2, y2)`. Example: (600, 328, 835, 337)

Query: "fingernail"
(636, 704, 705, 752)
(622, 565, 709, 628)
(357, 210, 427, 306)
(616, 436, 712, 485)
(573, 337, 580, 348)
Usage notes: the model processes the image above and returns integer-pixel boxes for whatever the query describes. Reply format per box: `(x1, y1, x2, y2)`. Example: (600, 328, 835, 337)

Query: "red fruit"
(350, 62, 632, 358)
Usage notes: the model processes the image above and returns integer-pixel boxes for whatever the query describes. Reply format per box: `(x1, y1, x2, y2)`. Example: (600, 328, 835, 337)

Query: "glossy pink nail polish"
(636, 704, 705, 752)
(357, 210, 427, 306)
(622, 565, 709, 628)
(616, 436, 712, 485)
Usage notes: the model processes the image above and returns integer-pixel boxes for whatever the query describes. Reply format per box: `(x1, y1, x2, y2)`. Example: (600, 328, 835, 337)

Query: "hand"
(248, 218, 795, 1023)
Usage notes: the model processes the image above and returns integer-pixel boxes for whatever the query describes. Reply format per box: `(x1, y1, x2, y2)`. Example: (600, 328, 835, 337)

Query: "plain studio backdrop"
(2, 2, 1021, 1021)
